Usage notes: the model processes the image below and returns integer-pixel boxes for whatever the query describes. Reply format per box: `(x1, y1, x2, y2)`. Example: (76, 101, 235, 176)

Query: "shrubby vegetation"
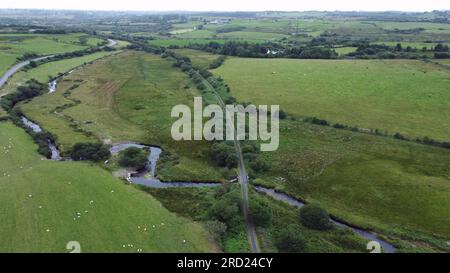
(118, 147, 149, 169)
(249, 198, 271, 227)
(300, 205, 333, 231)
(0, 79, 46, 111)
(212, 142, 238, 168)
(188, 41, 338, 59)
(70, 143, 111, 162)
(275, 225, 306, 253)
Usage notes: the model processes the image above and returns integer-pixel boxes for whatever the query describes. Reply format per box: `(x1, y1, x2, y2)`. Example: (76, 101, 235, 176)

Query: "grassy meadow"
(0, 51, 117, 97)
(214, 58, 450, 141)
(252, 118, 450, 251)
(20, 51, 226, 182)
(173, 48, 222, 69)
(0, 122, 219, 253)
(0, 33, 103, 75)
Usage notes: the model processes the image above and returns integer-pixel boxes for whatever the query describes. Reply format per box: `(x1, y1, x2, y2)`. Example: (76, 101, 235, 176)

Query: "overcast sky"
(1, 0, 449, 12)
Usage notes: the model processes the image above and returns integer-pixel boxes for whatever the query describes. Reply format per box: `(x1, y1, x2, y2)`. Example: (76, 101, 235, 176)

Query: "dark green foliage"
(249, 157, 269, 173)
(300, 205, 333, 231)
(118, 147, 148, 169)
(250, 198, 271, 227)
(304, 117, 330, 126)
(434, 43, 449, 52)
(212, 142, 238, 168)
(1, 79, 46, 111)
(275, 225, 306, 253)
(70, 143, 111, 162)
(209, 56, 226, 69)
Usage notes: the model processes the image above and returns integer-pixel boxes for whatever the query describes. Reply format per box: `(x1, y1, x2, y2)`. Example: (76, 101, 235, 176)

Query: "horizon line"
(0, 8, 449, 13)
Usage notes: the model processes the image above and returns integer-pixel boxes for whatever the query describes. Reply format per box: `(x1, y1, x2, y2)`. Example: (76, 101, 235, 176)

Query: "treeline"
(0, 79, 46, 111)
(187, 41, 338, 59)
(302, 116, 450, 150)
(23, 45, 116, 71)
(347, 42, 450, 59)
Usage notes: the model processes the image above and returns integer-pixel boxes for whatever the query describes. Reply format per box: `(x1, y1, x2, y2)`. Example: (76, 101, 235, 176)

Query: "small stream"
(255, 186, 397, 253)
(48, 80, 57, 93)
(18, 94, 396, 252)
(21, 116, 61, 160)
(109, 143, 221, 189)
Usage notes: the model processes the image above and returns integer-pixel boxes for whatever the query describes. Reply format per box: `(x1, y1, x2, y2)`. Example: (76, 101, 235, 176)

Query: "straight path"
(202, 75, 260, 253)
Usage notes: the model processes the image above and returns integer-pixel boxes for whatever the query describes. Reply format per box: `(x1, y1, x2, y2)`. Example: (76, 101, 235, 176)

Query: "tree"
(118, 147, 148, 169)
(434, 43, 449, 52)
(212, 142, 238, 168)
(250, 198, 271, 227)
(300, 204, 332, 231)
(207, 199, 240, 227)
(70, 143, 111, 162)
(275, 225, 306, 253)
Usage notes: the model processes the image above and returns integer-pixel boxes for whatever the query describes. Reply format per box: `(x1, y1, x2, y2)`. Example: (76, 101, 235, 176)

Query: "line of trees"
(0, 79, 46, 111)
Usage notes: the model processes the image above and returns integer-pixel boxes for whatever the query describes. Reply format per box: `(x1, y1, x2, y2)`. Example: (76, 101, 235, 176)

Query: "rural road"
(0, 38, 117, 91)
(0, 56, 53, 89)
(202, 75, 260, 253)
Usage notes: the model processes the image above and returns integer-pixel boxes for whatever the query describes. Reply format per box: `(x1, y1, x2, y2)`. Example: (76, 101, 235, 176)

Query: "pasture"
(173, 48, 221, 69)
(0, 33, 104, 76)
(0, 51, 117, 97)
(214, 58, 450, 141)
(0, 122, 218, 253)
(256, 119, 450, 251)
(21, 51, 226, 182)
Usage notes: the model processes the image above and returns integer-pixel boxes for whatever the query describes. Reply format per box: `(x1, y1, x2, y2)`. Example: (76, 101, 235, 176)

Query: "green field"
(150, 38, 227, 47)
(0, 122, 218, 253)
(254, 119, 450, 251)
(21, 51, 226, 182)
(173, 48, 221, 69)
(1, 51, 118, 97)
(0, 33, 104, 75)
(216, 31, 289, 41)
(334, 47, 358, 56)
(214, 58, 450, 141)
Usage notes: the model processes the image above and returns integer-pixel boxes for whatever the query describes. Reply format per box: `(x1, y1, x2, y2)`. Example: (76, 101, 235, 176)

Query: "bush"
(70, 143, 111, 162)
(1, 79, 46, 111)
(277, 110, 287, 120)
(300, 204, 332, 231)
(250, 198, 271, 227)
(275, 225, 306, 253)
(203, 220, 227, 243)
(118, 147, 149, 169)
(249, 157, 269, 173)
(305, 117, 330, 126)
(207, 199, 240, 228)
(212, 142, 238, 168)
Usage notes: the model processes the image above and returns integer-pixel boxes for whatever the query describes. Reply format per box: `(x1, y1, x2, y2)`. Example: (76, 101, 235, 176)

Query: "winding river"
(17, 117, 397, 253)
(109, 143, 221, 188)
(9, 42, 395, 253)
(20, 116, 60, 160)
(255, 186, 396, 253)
